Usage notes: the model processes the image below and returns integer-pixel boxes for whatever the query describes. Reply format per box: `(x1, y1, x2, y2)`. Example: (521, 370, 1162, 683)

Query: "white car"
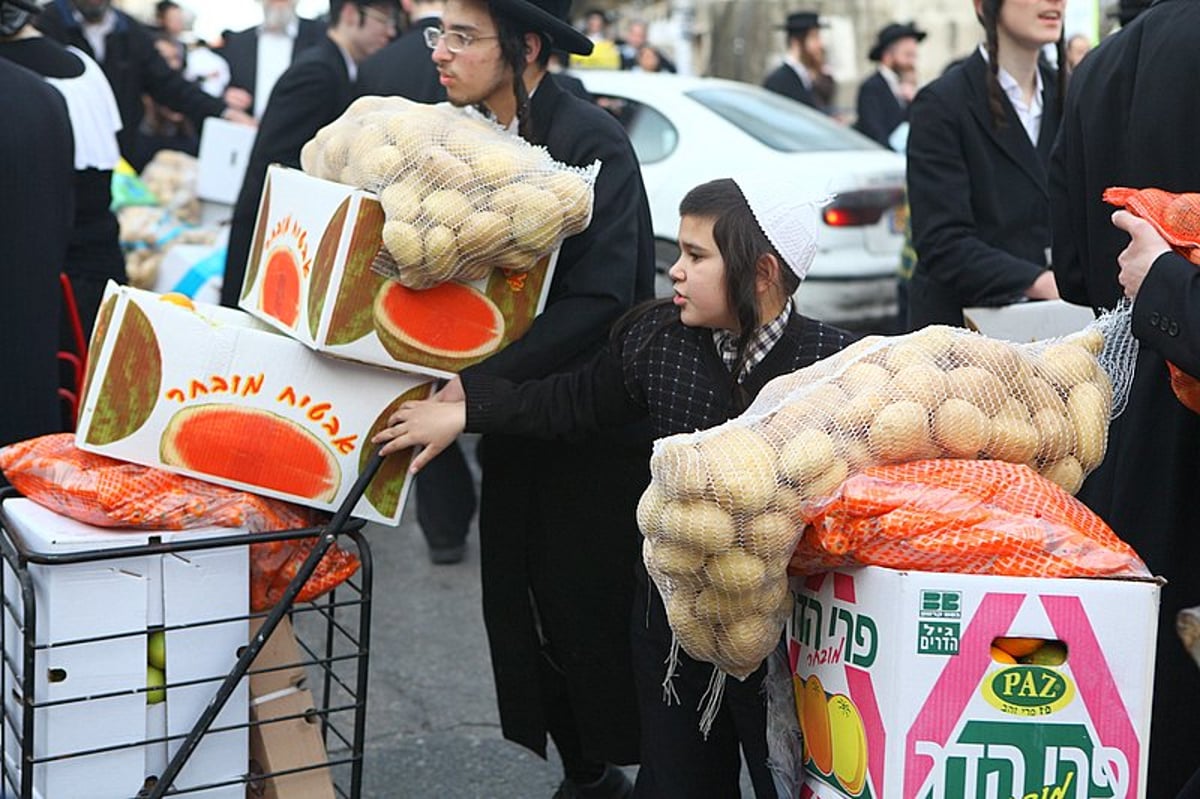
(576, 71, 907, 327)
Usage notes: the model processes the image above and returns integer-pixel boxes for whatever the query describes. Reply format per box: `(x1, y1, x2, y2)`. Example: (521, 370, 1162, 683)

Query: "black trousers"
(414, 438, 477, 551)
(630, 575, 774, 799)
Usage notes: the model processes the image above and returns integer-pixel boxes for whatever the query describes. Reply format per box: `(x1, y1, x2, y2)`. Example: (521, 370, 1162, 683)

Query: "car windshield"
(687, 86, 880, 153)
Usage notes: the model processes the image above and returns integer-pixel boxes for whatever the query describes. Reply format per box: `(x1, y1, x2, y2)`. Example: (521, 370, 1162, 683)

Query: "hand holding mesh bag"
(639, 314, 1135, 680)
(300, 96, 597, 288)
(1105, 186, 1200, 412)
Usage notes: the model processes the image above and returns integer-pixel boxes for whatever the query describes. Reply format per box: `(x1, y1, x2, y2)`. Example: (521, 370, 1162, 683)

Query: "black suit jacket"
(221, 36, 352, 306)
(355, 15, 444, 102)
(763, 63, 819, 110)
(36, 0, 225, 160)
(1048, 5, 1200, 792)
(0, 58, 73, 446)
(854, 70, 906, 147)
(217, 17, 325, 106)
(906, 50, 1058, 328)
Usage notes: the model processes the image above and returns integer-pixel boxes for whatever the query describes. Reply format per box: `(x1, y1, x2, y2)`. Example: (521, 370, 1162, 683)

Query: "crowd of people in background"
(5, 0, 1200, 797)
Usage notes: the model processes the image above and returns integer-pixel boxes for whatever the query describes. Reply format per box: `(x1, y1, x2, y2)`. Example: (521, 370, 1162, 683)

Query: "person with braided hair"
(426, 2, 656, 796)
(904, 0, 1064, 329)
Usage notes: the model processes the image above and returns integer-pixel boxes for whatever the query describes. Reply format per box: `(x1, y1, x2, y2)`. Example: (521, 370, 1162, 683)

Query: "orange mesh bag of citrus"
(1105, 186, 1200, 412)
(0, 434, 359, 610)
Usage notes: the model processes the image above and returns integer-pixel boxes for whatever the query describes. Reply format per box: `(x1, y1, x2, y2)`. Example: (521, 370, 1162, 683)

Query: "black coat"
(221, 36, 352, 307)
(35, 0, 225, 161)
(0, 59, 73, 447)
(762, 62, 820, 111)
(1049, 2, 1200, 793)
(853, 70, 906, 147)
(458, 73, 656, 764)
(906, 51, 1058, 328)
(216, 17, 326, 107)
(355, 15, 443, 102)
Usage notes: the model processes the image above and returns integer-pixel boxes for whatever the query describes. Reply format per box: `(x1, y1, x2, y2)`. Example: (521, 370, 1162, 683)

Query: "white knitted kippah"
(732, 173, 831, 281)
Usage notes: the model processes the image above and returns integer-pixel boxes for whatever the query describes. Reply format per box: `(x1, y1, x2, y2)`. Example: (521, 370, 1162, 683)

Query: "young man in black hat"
(762, 10, 834, 113)
(854, 21, 925, 148)
(427, 1, 655, 796)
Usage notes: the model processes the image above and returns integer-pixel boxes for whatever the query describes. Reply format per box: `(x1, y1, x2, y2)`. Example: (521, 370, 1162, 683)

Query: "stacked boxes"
(1, 498, 249, 799)
(786, 567, 1159, 799)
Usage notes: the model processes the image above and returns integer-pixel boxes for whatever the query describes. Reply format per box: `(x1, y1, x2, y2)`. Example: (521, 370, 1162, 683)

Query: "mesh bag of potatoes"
(299, 96, 597, 289)
(639, 311, 1138, 682)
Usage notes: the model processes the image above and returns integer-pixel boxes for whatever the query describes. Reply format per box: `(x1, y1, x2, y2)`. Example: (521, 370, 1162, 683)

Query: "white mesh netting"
(300, 96, 598, 288)
(640, 308, 1138, 687)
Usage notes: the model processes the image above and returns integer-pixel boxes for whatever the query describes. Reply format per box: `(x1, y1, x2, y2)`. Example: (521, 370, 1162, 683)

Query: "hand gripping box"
(1, 498, 249, 799)
(75, 282, 433, 525)
(236, 166, 558, 379)
(786, 567, 1160, 799)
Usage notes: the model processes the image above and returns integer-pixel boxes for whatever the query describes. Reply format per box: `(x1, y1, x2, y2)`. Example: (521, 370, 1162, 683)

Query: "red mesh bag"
(1104, 186, 1200, 412)
(0, 434, 360, 610)
(789, 458, 1149, 579)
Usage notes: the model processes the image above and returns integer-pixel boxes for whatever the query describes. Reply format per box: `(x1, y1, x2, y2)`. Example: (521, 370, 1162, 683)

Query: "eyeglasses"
(361, 7, 398, 30)
(423, 26, 500, 54)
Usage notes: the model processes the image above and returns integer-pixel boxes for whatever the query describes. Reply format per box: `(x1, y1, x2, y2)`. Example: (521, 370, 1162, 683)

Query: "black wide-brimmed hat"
(779, 11, 824, 35)
(868, 21, 927, 61)
(1106, 0, 1152, 25)
(490, 0, 594, 55)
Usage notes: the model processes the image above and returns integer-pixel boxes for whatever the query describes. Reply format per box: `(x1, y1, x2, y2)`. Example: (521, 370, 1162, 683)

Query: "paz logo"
(982, 665, 1075, 717)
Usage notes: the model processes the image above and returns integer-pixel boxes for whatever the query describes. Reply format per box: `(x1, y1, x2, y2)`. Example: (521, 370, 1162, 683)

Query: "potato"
(869, 401, 934, 463)
(421, 147, 473, 187)
(1067, 382, 1110, 471)
(1069, 328, 1104, 357)
(836, 362, 891, 395)
(541, 170, 592, 230)
(456, 210, 511, 258)
(647, 540, 706, 585)
(385, 118, 437, 156)
(770, 487, 806, 522)
(382, 220, 423, 267)
(345, 96, 391, 116)
(380, 179, 424, 223)
(889, 363, 949, 408)
(838, 437, 873, 472)
(993, 396, 1032, 422)
(1020, 375, 1065, 413)
(1039, 342, 1098, 390)
(421, 189, 475, 230)
(512, 206, 564, 253)
(421, 224, 460, 280)
(701, 428, 778, 515)
(762, 402, 826, 439)
(743, 511, 797, 561)
(834, 386, 890, 432)
(718, 614, 776, 670)
(1040, 455, 1085, 494)
(932, 397, 989, 459)
(353, 144, 405, 188)
(659, 501, 737, 554)
(883, 341, 935, 373)
(800, 456, 850, 500)
(704, 550, 769, 594)
(665, 594, 719, 661)
(694, 584, 760, 620)
(778, 428, 836, 484)
(1033, 407, 1073, 460)
(636, 483, 669, 539)
(300, 138, 321, 175)
(945, 366, 1007, 413)
(650, 441, 709, 499)
(468, 143, 530, 185)
(952, 334, 1024, 378)
(985, 415, 1039, 465)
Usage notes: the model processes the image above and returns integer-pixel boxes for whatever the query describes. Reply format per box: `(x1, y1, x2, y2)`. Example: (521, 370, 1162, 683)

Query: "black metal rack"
(0, 452, 383, 799)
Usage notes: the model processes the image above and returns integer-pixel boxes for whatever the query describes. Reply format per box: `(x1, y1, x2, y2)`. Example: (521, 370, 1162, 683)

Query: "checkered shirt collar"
(712, 298, 793, 383)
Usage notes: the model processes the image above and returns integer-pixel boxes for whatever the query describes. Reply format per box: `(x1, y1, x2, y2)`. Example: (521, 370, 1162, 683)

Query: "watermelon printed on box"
(785, 568, 1160, 799)
(76, 282, 434, 525)
(238, 166, 558, 379)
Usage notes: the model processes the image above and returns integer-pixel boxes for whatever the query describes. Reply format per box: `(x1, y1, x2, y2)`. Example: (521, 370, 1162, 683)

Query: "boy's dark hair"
(492, 12, 552, 141)
(330, 0, 400, 28)
(977, 0, 1064, 129)
(155, 0, 179, 18)
(679, 178, 799, 390)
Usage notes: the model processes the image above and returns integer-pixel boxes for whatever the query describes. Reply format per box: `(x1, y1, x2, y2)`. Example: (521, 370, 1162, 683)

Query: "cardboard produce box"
(249, 688, 335, 799)
(75, 282, 434, 525)
(247, 615, 308, 699)
(786, 567, 1159, 799)
(963, 300, 1096, 344)
(237, 166, 558, 379)
(1, 499, 249, 799)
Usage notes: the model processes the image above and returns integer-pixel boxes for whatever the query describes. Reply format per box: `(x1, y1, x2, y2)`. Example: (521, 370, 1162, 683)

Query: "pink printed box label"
(787, 568, 1159, 799)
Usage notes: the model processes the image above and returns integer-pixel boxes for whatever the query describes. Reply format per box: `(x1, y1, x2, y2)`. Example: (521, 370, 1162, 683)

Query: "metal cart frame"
(0, 453, 385, 799)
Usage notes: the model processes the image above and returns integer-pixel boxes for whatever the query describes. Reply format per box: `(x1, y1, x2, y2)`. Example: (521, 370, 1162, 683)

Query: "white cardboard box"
(75, 283, 433, 525)
(1, 499, 249, 799)
(236, 166, 558, 380)
(963, 300, 1096, 344)
(195, 117, 256, 205)
(786, 567, 1160, 799)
